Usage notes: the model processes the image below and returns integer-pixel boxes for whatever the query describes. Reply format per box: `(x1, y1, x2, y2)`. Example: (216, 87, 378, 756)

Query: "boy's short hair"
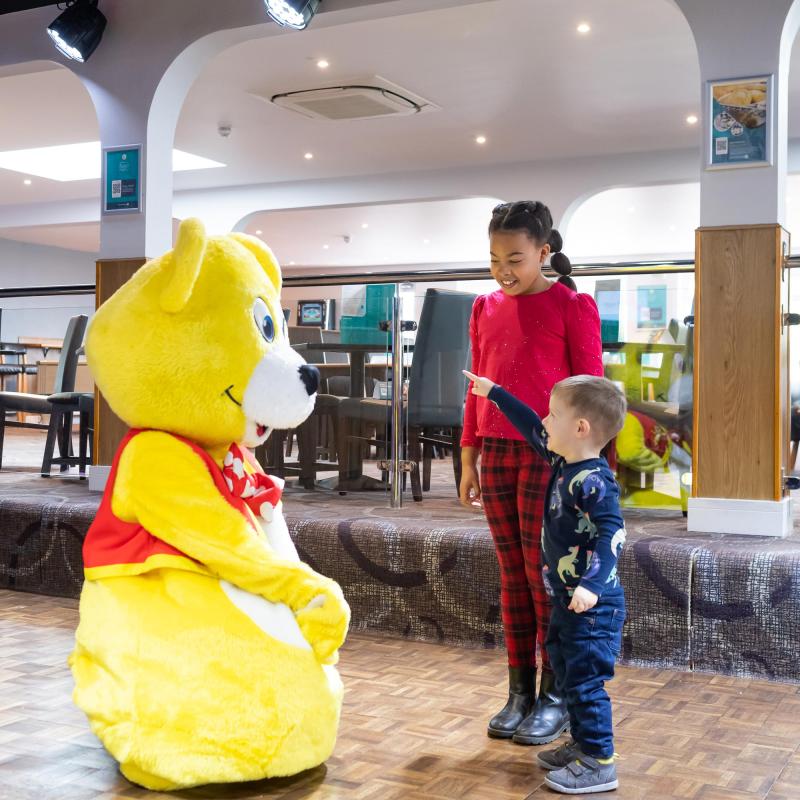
(552, 375, 627, 446)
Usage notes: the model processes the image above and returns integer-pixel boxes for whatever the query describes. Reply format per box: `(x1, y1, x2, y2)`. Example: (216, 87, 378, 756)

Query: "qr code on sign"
(715, 138, 728, 156)
(111, 180, 122, 198)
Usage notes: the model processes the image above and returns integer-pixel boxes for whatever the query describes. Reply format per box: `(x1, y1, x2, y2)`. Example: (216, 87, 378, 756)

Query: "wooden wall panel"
(694, 224, 788, 501)
(94, 257, 146, 466)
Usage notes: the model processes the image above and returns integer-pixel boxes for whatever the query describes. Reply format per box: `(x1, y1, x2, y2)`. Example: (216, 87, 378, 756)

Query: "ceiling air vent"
(266, 78, 437, 121)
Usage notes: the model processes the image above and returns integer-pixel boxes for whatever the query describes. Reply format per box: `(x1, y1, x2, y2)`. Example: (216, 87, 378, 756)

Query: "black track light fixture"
(47, 0, 106, 63)
(264, 0, 320, 31)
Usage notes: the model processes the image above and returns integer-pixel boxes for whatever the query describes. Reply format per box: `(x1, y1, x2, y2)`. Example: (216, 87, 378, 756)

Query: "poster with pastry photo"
(707, 75, 771, 168)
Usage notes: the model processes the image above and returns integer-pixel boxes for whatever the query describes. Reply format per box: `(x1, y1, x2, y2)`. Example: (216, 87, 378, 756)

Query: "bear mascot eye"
(253, 298, 275, 342)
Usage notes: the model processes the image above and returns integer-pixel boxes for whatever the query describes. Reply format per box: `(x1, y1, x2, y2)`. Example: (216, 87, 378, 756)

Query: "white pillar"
(675, 0, 800, 537)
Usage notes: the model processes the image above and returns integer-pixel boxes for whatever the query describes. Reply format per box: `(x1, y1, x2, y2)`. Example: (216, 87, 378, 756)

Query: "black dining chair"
(0, 315, 88, 471)
(41, 391, 94, 478)
(335, 288, 475, 500)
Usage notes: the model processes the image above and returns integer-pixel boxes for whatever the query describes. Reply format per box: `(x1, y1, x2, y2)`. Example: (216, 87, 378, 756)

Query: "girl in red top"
(460, 201, 603, 746)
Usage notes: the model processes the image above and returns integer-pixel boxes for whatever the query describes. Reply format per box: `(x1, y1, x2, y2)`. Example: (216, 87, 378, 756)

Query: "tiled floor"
(2, 590, 800, 800)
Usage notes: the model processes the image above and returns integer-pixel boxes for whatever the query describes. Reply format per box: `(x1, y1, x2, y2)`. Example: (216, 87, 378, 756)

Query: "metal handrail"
(282, 261, 697, 287)
(0, 284, 95, 298)
(2, 253, 800, 296)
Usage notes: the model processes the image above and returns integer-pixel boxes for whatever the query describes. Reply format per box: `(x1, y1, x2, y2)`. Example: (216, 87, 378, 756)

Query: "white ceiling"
(243, 197, 502, 267)
(0, 221, 99, 252)
(0, 198, 503, 263)
(173, 0, 699, 191)
(2, 0, 800, 260)
(0, 0, 700, 208)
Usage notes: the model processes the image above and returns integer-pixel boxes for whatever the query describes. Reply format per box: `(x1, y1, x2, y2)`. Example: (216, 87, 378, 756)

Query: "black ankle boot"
(512, 669, 569, 745)
(487, 666, 536, 739)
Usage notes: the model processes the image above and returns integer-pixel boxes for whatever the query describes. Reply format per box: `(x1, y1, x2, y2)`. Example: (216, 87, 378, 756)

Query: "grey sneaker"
(544, 754, 618, 794)
(536, 739, 580, 770)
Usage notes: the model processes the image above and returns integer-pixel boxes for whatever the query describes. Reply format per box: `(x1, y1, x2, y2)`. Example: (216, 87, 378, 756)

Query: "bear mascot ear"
(229, 233, 282, 293)
(160, 218, 207, 314)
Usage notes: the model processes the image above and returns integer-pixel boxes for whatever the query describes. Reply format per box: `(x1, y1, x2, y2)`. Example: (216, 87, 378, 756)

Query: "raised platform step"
(0, 475, 798, 681)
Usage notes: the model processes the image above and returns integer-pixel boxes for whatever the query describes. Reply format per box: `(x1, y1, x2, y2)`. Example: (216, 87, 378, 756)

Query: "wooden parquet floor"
(1, 591, 800, 800)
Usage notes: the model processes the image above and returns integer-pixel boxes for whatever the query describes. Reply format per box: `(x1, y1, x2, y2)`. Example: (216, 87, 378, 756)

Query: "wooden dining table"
(291, 341, 411, 491)
(292, 341, 401, 398)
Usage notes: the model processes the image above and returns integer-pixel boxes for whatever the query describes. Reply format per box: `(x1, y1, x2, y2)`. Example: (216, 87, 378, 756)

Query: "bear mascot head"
(70, 218, 349, 791)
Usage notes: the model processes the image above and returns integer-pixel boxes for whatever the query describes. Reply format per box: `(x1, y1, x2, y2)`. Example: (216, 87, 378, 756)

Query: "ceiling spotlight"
(255, 230, 263, 235)
(323, 244, 329, 250)
(361, 223, 369, 229)
(686, 114, 699, 125)
(304, 152, 314, 160)
(47, 0, 107, 63)
(577, 22, 591, 34)
(317, 59, 330, 69)
(264, 0, 321, 30)
(23, 179, 31, 185)
(475, 135, 487, 145)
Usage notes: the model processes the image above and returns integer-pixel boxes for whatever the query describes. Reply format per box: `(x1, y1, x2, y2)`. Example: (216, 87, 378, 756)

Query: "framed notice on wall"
(102, 144, 141, 214)
(595, 279, 621, 343)
(637, 286, 667, 329)
(707, 75, 772, 169)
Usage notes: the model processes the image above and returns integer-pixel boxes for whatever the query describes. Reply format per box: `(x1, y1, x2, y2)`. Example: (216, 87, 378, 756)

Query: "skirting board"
(87, 465, 110, 493)
(688, 496, 793, 538)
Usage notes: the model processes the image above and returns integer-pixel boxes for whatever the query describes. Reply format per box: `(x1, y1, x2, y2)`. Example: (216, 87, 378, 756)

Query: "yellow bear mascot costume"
(69, 218, 350, 791)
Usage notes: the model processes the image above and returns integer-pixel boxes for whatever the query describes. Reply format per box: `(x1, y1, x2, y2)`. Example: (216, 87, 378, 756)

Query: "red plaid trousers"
(481, 438, 552, 671)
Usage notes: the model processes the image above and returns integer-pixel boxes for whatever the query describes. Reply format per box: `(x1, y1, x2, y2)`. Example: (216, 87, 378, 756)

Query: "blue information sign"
(103, 145, 141, 214)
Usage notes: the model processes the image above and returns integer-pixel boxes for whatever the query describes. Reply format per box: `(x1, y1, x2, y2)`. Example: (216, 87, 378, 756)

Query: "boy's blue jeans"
(545, 594, 625, 759)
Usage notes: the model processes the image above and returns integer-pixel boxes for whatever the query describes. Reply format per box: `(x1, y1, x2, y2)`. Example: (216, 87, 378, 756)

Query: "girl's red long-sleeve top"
(461, 282, 603, 448)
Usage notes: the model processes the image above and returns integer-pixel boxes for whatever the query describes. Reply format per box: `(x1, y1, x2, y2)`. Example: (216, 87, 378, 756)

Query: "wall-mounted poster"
(595, 279, 621, 343)
(637, 286, 667, 329)
(102, 145, 141, 214)
(707, 75, 771, 169)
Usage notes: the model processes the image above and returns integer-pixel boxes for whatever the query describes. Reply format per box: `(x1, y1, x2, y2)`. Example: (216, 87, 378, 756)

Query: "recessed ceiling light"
(0, 141, 224, 182)
(361, 223, 369, 229)
(304, 152, 314, 160)
(289, 261, 296, 265)
(577, 22, 591, 34)
(317, 59, 329, 69)
(423, 239, 430, 244)
(475, 135, 487, 145)
(323, 244, 329, 249)
(686, 114, 699, 125)
(255, 229, 262, 235)
(627, 207, 636, 214)
(23, 179, 31, 185)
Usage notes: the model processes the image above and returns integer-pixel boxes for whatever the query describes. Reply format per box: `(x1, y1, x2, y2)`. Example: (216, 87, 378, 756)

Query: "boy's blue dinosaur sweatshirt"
(487, 384, 626, 606)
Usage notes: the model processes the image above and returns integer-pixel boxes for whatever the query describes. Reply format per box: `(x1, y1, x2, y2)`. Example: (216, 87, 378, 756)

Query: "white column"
(675, 0, 800, 537)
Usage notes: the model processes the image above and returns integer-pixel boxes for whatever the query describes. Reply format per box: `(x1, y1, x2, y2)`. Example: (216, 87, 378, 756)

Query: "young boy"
(464, 370, 627, 795)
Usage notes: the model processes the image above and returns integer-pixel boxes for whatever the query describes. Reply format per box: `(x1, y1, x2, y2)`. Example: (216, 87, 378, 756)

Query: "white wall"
(0, 237, 95, 343)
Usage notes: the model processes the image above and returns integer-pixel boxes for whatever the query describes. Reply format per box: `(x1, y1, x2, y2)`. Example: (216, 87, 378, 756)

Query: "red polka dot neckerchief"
(221, 443, 284, 522)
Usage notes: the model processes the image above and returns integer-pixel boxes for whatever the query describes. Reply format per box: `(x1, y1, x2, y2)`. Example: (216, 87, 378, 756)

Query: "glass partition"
(788, 261, 800, 475)
(0, 272, 697, 515)
(278, 265, 695, 513)
(573, 270, 693, 513)
(264, 283, 396, 499)
(0, 294, 96, 394)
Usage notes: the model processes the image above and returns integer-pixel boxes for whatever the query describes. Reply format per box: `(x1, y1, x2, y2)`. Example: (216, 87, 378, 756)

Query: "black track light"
(264, 0, 320, 31)
(47, 0, 106, 63)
